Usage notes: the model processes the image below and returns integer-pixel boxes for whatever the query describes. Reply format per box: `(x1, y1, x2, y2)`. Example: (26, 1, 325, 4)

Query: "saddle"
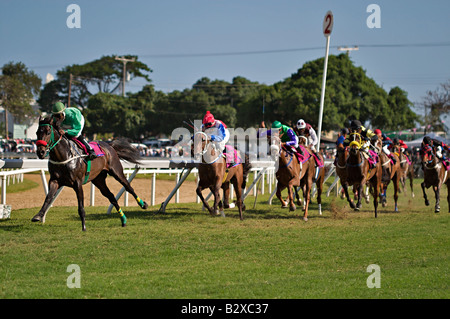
(222, 145, 242, 169)
(71, 138, 105, 158)
(362, 149, 379, 169)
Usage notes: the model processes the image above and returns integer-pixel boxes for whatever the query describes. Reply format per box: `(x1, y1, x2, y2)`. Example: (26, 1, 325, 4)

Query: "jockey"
(421, 136, 450, 161)
(270, 121, 302, 154)
(346, 120, 376, 154)
(201, 111, 230, 152)
(374, 129, 396, 164)
(295, 119, 319, 156)
(51, 102, 97, 160)
(336, 128, 348, 148)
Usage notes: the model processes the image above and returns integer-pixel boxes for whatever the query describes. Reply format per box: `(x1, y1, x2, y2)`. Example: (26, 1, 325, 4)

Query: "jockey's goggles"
(204, 122, 214, 128)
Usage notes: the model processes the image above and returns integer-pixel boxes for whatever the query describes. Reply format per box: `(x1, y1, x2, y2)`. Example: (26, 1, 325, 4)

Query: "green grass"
(0, 179, 449, 299)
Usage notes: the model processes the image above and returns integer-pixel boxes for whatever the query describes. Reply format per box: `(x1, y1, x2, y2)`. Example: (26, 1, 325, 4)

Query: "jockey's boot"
(79, 136, 97, 160)
(295, 146, 304, 156)
(389, 153, 397, 164)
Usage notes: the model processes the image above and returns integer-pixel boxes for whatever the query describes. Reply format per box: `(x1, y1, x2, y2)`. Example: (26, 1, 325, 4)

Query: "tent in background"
(405, 132, 450, 148)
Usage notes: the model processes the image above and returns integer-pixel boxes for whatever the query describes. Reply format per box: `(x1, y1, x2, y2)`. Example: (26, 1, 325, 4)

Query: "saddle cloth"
(223, 145, 242, 169)
(71, 138, 105, 157)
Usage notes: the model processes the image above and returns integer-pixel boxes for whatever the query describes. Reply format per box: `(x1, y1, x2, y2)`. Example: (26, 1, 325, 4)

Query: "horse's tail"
(110, 138, 141, 164)
(242, 153, 252, 189)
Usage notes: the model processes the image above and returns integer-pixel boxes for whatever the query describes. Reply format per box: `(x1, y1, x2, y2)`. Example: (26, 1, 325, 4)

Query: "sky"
(1, 0, 449, 127)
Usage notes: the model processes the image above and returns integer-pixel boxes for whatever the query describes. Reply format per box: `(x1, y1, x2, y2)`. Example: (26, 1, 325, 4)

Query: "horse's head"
(421, 145, 436, 166)
(298, 135, 308, 147)
(192, 131, 215, 162)
(35, 115, 62, 159)
(269, 135, 282, 160)
(348, 132, 362, 155)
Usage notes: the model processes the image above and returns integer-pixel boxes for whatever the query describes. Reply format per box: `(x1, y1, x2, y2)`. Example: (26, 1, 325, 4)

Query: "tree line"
(1, 54, 448, 140)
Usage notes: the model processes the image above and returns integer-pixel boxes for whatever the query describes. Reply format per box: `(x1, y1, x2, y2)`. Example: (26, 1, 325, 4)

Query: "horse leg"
(92, 172, 127, 227)
(393, 176, 399, 212)
(316, 182, 323, 216)
(32, 179, 60, 224)
(421, 181, 430, 206)
(73, 182, 87, 231)
(222, 182, 230, 208)
(433, 185, 440, 213)
(276, 185, 288, 208)
(196, 184, 213, 215)
(355, 184, 363, 211)
(232, 176, 244, 220)
(303, 181, 312, 221)
(287, 185, 296, 212)
(108, 165, 148, 210)
(211, 183, 221, 216)
(342, 183, 356, 209)
(410, 171, 415, 198)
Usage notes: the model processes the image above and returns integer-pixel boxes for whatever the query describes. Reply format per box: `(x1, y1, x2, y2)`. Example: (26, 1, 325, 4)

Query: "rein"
(37, 123, 86, 164)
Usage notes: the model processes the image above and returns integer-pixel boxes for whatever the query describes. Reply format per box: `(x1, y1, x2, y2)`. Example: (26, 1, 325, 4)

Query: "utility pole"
(338, 46, 359, 56)
(68, 73, 73, 107)
(115, 56, 136, 96)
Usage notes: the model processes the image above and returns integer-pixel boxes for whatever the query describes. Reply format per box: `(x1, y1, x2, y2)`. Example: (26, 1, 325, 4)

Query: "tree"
(421, 80, 450, 132)
(0, 62, 42, 138)
(38, 55, 152, 110)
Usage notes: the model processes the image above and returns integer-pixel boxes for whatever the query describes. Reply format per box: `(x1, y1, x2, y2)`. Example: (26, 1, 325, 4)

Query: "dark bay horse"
(193, 131, 251, 220)
(421, 145, 450, 213)
(344, 133, 382, 217)
(271, 137, 315, 221)
(33, 115, 148, 231)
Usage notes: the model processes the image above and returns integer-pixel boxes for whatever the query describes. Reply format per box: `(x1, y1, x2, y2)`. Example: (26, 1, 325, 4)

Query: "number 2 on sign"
(323, 11, 333, 37)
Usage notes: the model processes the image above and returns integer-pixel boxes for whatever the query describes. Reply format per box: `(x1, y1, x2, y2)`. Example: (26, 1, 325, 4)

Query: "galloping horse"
(193, 131, 251, 220)
(391, 144, 415, 197)
(294, 136, 326, 215)
(344, 132, 382, 217)
(421, 145, 450, 213)
(271, 136, 315, 221)
(378, 148, 401, 211)
(33, 115, 148, 231)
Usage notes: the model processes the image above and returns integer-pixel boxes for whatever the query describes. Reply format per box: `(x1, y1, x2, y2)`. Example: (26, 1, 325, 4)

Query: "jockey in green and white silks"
(52, 102, 97, 160)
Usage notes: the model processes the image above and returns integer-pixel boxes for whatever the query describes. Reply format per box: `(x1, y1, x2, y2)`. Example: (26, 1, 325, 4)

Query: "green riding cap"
(52, 102, 66, 114)
(272, 121, 282, 129)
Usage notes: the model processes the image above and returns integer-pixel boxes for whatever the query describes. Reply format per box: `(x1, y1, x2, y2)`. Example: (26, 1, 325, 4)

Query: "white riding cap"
(297, 119, 306, 130)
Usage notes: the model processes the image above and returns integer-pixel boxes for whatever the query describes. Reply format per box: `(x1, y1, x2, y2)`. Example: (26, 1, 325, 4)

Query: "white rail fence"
(0, 158, 337, 213)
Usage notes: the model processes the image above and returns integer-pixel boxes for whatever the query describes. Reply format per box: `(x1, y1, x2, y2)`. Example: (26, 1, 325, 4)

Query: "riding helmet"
(52, 102, 66, 114)
(296, 119, 306, 130)
(272, 121, 282, 129)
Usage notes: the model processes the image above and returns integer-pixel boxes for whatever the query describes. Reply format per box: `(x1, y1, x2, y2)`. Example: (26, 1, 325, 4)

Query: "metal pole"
(317, 35, 331, 148)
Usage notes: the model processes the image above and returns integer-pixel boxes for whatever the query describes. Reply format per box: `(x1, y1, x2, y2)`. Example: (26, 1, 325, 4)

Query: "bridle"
(193, 131, 222, 164)
(36, 123, 63, 158)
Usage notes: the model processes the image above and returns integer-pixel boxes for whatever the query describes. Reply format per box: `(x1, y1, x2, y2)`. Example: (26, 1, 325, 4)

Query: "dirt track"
(7, 173, 199, 211)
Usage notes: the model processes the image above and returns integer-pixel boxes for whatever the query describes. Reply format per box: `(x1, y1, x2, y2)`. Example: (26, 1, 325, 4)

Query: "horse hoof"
(290, 205, 296, 212)
(122, 223, 127, 227)
(31, 215, 43, 222)
(303, 217, 308, 222)
(435, 208, 440, 213)
(425, 200, 430, 206)
(228, 203, 235, 209)
(142, 202, 148, 209)
(219, 210, 226, 217)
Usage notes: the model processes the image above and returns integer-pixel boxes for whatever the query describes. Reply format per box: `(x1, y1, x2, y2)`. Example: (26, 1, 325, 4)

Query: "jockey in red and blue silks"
(201, 111, 230, 151)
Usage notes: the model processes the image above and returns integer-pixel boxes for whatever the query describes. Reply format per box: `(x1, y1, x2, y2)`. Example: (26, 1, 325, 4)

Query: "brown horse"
(33, 115, 148, 231)
(391, 144, 415, 197)
(193, 131, 250, 220)
(344, 133, 382, 217)
(271, 137, 315, 221)
(421, 145, 450, 213)
(294, 136, 326, 215)
(378, 150, 401, 211)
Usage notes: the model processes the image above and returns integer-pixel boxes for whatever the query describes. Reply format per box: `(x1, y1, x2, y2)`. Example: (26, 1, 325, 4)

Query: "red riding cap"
(202, 111, 215, 126)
